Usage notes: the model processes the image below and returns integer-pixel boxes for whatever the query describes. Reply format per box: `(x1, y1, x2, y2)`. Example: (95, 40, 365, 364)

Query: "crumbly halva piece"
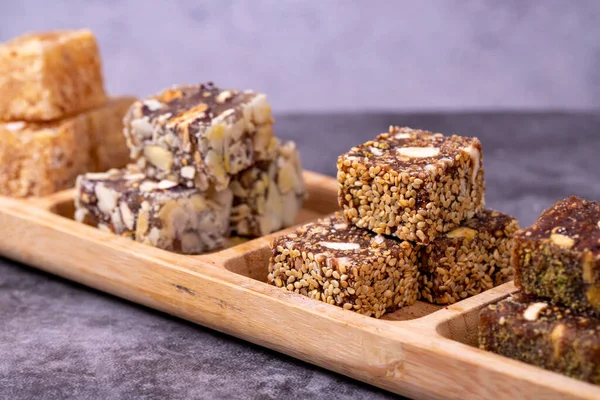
(0, 97, 135, 198)
(512, 195, 600, 315)
(230, 141, 306, 237)
(267, 213, 420, 318)
(420, 209, 519, 305)
(337, 126, 485, 245)
(74, 167, 233, 254)
(0, 30, 106, 121)
(124, 82, 277, 191)
(479, 293, 600, 385)
(87, 97, 138, 172)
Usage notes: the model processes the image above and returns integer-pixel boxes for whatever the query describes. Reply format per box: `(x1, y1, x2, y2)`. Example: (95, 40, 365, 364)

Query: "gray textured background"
(1, 0, 599, 112)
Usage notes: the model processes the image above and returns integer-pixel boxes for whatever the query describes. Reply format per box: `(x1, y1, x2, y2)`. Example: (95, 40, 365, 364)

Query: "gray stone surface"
(1, 1, 599, 112)
(1, 112, 600, 399)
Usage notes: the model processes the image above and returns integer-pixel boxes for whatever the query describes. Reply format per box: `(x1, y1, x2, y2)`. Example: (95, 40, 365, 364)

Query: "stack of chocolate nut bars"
(479, 196, 600, 385)
(74, 83, 307, 254)
(268, 126, 519, 318)
(0, 30, 135, 197)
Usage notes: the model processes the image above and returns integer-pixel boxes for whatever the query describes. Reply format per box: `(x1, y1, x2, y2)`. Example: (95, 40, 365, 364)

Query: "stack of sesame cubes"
(479, 196, 600, 385)
(74, 83, 307, 254)
(269, 126, 519, 318)
(0, 30, 135, 197)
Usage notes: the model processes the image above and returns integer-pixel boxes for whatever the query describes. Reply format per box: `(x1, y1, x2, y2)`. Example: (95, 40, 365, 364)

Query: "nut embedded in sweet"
(143, 99, 164, 111)
(205, 149, 227, 185)
(446, 227, 478, 243)
(180, 166, 196, 180)
(131, 117, 154, 139)
(94, 184, 119, 214)
(369, 147, 384, 156)
(333, 222, 348, 230)
(157, 179, 178, 190)
(119, 202, 135, 230)
(463, 145, 481, 184)
(216, 90, 233, 104)
(144, 146, 174, 171)
(277, 162, 299, 194)
(523, 302, 548, 321)
(550, 233, 575, 249)
(319, 242, 360, 251)
(139, 181, 158, 192)
(205, 124, 225, 152)
(136, 210, 149, 236)
(396, 146, 440, 158)
(550, 323, 565, 358)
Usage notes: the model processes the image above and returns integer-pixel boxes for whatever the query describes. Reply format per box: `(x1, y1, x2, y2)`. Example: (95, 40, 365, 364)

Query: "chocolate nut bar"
(337, 126, 485, 244)
(512, 196, 600, 315)
(74, 167, 233, 254)
(479, 293, 600, 385)
(0, 30, 106, 121)
(267, 213, 420, 318)
(420, 209, 519, 305)
(0, 97, 134, 197)
(230, 141, 306, 237)
(124, 83, 276, 191)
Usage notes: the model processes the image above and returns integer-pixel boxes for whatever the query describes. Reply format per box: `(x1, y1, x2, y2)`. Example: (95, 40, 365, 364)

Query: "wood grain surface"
(1, 170, 599, 400)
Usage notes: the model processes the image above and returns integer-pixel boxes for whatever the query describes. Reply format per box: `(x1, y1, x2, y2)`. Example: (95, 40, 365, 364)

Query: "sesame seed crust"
(267, 213, 420, 318)
(337, 126, 485, 244)
(124, 82, 276, 191)
(512, 195, 600, 315)
(420, 209, 519, 305)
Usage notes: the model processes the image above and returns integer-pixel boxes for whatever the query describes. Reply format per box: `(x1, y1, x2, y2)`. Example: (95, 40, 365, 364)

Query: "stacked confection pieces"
(0, 30, 135, 197)
(269, 126, 519, 318)
(479, 196, 600, 385)
(74, 83, 307, 254)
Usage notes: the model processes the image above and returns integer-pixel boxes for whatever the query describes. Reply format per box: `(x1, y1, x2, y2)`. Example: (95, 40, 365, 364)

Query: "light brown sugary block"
(0, 97, 135, 197)
(0, 118, 91, 197)
(87, 97, 137, 171)
(0, 30, 106, 121)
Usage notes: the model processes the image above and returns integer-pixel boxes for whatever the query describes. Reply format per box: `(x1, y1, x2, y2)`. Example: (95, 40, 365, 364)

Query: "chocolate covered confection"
(230, 141, 306, 237)
(123, 83, 277, 191)
(74, 167, 233, 254)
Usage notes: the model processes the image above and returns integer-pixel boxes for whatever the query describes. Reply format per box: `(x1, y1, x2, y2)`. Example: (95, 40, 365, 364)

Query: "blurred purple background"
(1, 0, 598, 113)
(1, 3, 600, 400)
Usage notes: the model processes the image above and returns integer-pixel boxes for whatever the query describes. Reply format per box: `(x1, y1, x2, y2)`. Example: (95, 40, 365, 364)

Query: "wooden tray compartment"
(1, 170, 599, 400)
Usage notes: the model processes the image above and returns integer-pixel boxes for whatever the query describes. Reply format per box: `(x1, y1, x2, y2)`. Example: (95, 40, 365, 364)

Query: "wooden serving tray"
(0, 170, 598, 400)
